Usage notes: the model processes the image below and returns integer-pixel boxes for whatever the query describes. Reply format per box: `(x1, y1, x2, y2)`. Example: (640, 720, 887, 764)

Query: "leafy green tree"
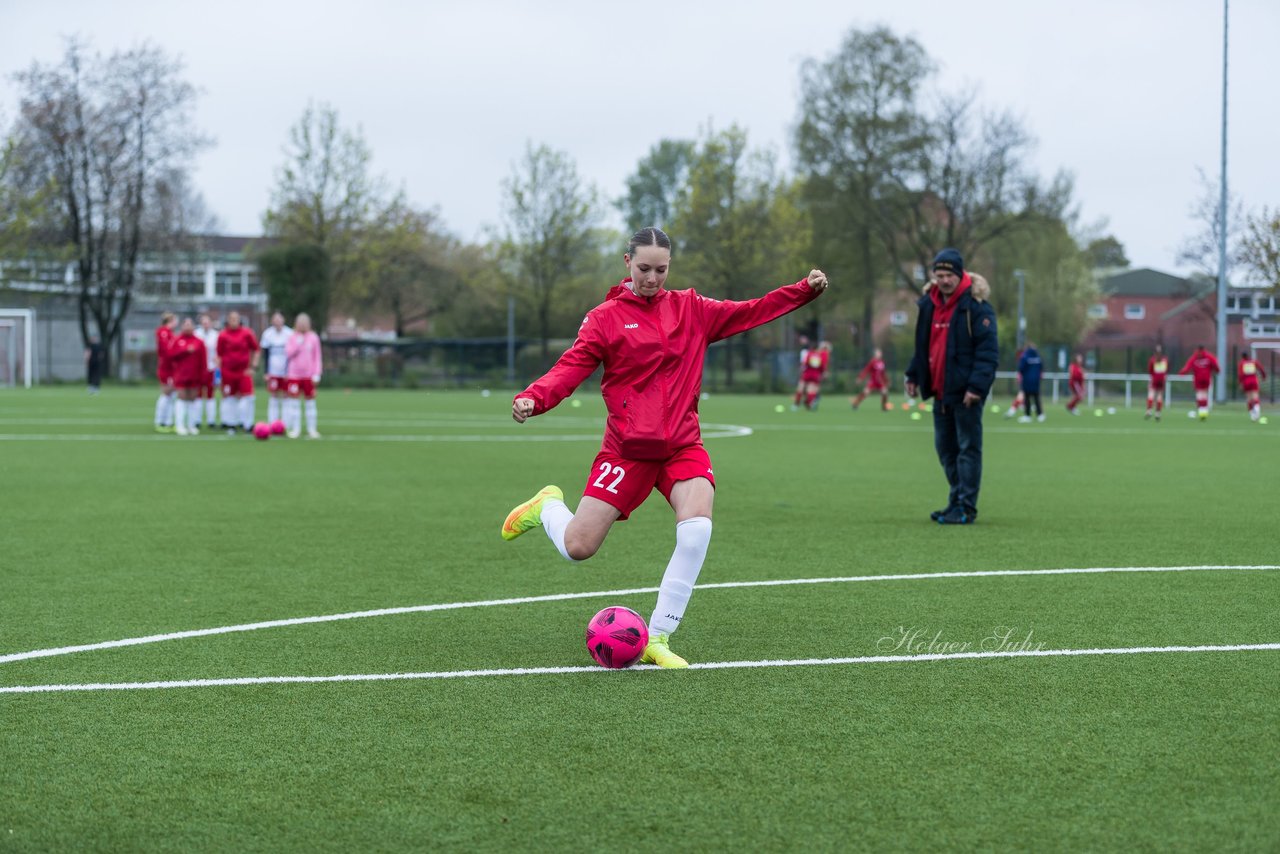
(264, 102, 396, 309)
(363, 203, 462, 338)
(1084, 235, 1130, 270)
(497, 142, 601, 368)
(618, 139, 695, 232)
(672, 125, 796, 387)
(256, 243, 332, 333)
(794, 26, 932, 359)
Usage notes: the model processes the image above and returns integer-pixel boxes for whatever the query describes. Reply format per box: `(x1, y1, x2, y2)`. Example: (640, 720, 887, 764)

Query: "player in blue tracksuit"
(1017, 344, 1044, 422)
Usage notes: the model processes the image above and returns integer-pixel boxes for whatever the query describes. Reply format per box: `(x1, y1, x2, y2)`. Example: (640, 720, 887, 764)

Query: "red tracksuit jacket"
(518, 277, 819, 460)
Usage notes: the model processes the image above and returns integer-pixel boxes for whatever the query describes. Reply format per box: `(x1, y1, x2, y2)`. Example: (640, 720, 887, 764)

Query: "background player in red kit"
(798, 341, 831, 410)
(500, 226, 828, 669)
(153, 312, 177, 433)
(216, 311, 260, 432)
(1066, 353, 1086, 415)
(168, 317, 208, 436)
(1145, 344, 1169, 420)
(1179, 345, 1220, 420)
(1238, 351, 1267, 421)
(790, 334, 811, 410)
(850, 348, 890, 411)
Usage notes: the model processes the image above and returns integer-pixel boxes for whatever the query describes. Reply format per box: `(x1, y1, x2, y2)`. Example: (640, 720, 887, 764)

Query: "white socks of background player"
(267, 397, 280, 423)
(541, 498, 576, 561)
(204, 397, 217, 427)
(239, 395, 255, 430)
(154, 391, 174, 427)
(283, 399, 301, 434)
(649, 516, 712, 637)
(222, 395, 238, 427)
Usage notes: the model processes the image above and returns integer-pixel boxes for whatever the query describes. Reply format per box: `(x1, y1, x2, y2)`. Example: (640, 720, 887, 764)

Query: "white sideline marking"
(3, 643, 1277, 694)
(1, 565, 1275, 666)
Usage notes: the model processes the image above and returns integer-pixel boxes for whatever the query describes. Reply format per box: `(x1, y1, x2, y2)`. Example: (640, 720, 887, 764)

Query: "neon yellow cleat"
(500, 485, 563, 541)
(641, 633, 689, 669)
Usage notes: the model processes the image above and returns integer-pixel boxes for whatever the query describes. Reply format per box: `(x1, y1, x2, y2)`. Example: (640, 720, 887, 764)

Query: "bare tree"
(1177, 167, 1244, 279)
(1238, 207, 1280, 290)
(498, 142, 601, 367)
(11, 38, 207, 374)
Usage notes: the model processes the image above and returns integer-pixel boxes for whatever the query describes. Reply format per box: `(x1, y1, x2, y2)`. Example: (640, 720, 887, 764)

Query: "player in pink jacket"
(284, 313, 323, 438)
(500, 226, 829, 668)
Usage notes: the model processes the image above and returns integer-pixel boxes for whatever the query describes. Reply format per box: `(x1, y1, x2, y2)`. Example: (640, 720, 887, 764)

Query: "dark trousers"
(932, 401, 984, 514)
(1023, 389, 1042, 416)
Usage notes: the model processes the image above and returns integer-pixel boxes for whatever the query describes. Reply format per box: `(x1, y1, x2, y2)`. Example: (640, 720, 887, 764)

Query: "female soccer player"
(283, 313, 323, 438)
(500, 227, 829, 668)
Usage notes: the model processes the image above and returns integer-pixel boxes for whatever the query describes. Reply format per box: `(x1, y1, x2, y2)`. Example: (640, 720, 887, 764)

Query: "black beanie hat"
(932, 248, 964, 276)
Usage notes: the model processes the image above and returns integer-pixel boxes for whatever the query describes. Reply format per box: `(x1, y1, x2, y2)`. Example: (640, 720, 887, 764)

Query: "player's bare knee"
(564, 533, 599, 562)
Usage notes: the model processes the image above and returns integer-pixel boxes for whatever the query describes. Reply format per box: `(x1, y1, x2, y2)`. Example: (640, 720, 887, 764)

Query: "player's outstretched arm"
(512, 397, 536, 424)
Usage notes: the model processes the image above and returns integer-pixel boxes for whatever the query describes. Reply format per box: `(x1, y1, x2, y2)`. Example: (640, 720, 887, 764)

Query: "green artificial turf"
(1, 386, 1277, 851)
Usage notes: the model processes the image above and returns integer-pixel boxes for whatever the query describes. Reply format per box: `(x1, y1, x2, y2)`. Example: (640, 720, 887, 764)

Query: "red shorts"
(222, 372, 254, 397)
(267, 375, 286, 394)
(583, 444, 716, 521)
(1241, 379, 1259, 393)
(285, 378, 316, 399)
(801, 369, 824, 384)
(157, 370, 173, 388)
(201, 370, 216, 398)
(864, 381, 886, 392)
(174, 374, 203, 391)
(1148, 378, 1166, 392)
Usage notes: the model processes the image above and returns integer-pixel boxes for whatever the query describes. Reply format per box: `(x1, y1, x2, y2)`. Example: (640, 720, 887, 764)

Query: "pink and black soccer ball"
(252, 422, 271, 441)
(269, 419, 286, 435)
(585, 606, 649, 669)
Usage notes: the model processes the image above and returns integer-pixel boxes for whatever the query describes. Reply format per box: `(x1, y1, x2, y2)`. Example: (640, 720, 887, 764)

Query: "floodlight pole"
(1215, 0, 1229, 402)
(1014, 269, 1026, 352)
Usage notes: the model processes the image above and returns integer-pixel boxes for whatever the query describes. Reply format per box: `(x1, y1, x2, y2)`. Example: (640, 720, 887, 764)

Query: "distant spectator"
(1016, 343, 1045, 422)
(85, 335, 106, 395)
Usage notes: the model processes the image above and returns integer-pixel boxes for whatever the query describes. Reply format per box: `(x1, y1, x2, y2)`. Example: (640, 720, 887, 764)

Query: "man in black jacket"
(904, 249, 999, 525)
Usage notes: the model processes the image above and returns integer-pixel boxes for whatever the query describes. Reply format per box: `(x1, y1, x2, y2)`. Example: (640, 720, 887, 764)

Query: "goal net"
(0, 309, 35, 388)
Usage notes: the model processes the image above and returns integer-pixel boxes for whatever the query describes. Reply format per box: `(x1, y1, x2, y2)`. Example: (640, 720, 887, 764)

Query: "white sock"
(205, 398, 218, 426)
(240, 395, 256, 429)
(174, 399, 188, 430)
(541, 499, 576, 562)
(161, 392, 175, 426)
(222, 396, 238, 426)
(284, 399, 301, 432)
(305, 399, 318, 432)
(267, 397, 280, 422)
(649, 516, 712, 637)
(155, 394, 167, 426)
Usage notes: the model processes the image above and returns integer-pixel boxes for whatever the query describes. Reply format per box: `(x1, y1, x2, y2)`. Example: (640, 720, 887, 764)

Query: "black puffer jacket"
(905, 274, 999, 404)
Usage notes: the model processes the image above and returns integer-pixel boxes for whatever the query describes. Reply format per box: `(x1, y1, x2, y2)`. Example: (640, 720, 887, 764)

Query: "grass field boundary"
(3, 642, 1278, 694)
(3, 565, 1275, 667)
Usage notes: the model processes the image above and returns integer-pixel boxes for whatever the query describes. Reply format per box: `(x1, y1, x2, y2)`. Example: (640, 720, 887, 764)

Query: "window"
(1124, 304, 1146, 320)
(1088, 304, 1108, 319)
(890, 310, 908, 327)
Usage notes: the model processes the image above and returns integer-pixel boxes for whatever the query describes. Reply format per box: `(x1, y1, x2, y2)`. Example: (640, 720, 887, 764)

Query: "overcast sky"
(3, 0, 1276, 278)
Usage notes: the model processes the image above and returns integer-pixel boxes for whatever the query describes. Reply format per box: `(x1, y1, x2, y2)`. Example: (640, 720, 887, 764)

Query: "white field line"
(2, 565, 1276, 667)
(0, 423, 752, 443)
(3, 643, 1278, 694)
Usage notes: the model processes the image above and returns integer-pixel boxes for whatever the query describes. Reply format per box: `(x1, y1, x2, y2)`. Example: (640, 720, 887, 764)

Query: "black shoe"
(937, 507, 976, 525)
(930, 506, 954, 522)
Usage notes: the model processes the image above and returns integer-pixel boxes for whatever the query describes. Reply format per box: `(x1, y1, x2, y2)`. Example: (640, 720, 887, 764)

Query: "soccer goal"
(0, 309, 35, 388)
